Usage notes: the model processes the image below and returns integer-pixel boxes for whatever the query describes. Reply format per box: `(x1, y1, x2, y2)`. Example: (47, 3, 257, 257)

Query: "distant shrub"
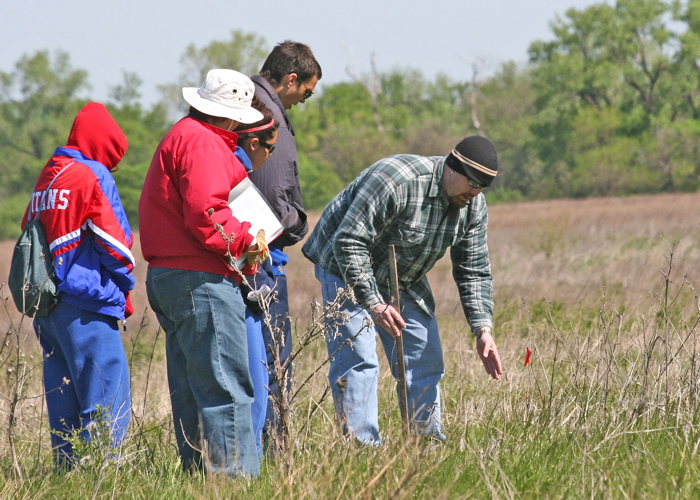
(0, 195, 29, 241)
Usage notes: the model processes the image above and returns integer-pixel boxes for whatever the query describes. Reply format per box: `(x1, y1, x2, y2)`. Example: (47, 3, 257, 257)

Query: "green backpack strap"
(8, 161, 76, 317)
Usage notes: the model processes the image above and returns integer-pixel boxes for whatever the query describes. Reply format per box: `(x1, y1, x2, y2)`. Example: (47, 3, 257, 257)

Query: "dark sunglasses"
(467, 178, 486, 190)
(300, 81, 314, 100)
(260, 141, 275, 153)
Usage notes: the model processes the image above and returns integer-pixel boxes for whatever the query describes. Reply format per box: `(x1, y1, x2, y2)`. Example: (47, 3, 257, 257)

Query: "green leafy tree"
(0, 55, 169, 239)
(670, 0, 700, 119)
(526, 0, 698, 198)
(294, 70, 469, 204)
(292, 82, 381, 186)
(473, 62, 536, 200)
(0, 50, 89, 239)
(297, 152, 345, 211)
(107, 72, 170, 227)
(0, 51, 88, 194)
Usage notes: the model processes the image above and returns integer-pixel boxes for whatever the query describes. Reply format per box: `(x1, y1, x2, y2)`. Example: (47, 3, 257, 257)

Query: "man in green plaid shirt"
(302, 136, 503, 444)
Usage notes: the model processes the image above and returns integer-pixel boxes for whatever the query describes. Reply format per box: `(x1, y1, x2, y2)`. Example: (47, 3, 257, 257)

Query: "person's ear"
(285, 73, 298, 88)
(249, 137, 261, 151)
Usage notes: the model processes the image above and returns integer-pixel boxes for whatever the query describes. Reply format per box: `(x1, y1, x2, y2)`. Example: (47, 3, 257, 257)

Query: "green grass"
(4, 291, 700, 499)
(5, 291, 700, 498)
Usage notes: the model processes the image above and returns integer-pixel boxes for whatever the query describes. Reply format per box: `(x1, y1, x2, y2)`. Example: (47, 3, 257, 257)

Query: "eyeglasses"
(260, 141, 275, 154)
(300, 81, 314, 100)
(467, 177, 486, 190)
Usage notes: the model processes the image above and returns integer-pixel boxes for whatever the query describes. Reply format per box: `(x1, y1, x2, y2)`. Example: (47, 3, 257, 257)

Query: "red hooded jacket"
(22, 102, 135, 319)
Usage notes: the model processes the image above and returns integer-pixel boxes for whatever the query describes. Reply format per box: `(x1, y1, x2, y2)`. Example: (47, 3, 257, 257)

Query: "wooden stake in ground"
(388, 245, 410, 434)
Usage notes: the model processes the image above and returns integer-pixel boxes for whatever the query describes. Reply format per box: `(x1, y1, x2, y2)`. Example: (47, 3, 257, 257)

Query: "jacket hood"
(65, 102, 128, 171)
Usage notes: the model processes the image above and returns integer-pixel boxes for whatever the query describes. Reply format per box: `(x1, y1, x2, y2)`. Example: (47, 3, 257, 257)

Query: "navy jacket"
(248, 75, 308, 250)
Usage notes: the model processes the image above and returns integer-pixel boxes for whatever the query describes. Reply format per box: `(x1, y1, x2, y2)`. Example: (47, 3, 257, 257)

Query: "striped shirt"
(302, 154, 494, 332)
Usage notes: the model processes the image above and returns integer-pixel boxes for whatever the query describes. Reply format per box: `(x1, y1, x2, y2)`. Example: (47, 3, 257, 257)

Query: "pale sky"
(2, 0, 602, 106)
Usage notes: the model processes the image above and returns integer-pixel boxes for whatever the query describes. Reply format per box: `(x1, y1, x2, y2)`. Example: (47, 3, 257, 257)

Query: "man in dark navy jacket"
(249, 40, 322, 449)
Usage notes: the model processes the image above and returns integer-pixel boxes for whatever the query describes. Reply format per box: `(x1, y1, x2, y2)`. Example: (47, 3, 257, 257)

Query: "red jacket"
(22, 102, 135, 319)
(139, 116, 254, 282)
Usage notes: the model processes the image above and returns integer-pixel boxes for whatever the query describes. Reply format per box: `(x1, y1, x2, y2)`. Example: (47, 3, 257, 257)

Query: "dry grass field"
(4, 192, 699, 346)
(1, 191, 700, 498)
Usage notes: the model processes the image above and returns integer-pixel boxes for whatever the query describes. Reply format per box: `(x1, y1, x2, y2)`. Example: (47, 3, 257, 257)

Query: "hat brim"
(445, 154, 495, 187)
(182, 87, 264, 124)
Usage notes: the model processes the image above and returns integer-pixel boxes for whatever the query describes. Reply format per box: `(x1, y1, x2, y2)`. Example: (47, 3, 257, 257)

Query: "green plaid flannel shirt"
(302, 154, 494, 333)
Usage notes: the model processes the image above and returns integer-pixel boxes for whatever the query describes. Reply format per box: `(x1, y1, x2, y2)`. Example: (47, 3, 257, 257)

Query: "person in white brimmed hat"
(139, 69, 268, 477)
(182, 69, 263, 128)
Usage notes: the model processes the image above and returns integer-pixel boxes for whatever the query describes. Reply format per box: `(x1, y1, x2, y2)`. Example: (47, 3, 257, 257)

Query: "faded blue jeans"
(316, 265, 445, 444)
(146, 268, 259, 477)
(34, 301, 131, 467)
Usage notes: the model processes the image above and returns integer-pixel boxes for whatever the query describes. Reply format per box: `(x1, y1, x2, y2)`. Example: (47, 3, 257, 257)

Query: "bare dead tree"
(346, 53, 385, 133)
(469, 60, 487, 137)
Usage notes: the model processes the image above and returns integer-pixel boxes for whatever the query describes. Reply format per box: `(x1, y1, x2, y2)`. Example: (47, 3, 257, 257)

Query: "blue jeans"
(258, 269, 293, 447)
(146, 268, 259, 477)
(246, 309, 268, 457)
(316, 266, 445, 444)
(34, 301, 131, 466)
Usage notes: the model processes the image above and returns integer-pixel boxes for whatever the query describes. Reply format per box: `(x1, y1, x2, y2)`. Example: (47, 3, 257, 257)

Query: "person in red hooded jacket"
(24, 102, 136, 468)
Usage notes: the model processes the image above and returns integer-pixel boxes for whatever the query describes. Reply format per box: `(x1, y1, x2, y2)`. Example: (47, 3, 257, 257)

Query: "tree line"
(1, 0, 699, 240)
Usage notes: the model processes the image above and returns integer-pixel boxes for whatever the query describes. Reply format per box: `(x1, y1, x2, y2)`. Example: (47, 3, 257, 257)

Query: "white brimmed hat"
(182, 69, 263, 124)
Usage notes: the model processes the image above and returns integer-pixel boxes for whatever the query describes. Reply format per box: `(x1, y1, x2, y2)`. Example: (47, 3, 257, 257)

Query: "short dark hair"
(259, 40, 322, 86)
(187, 106, 221, 124)
(234, 96, 279, 144)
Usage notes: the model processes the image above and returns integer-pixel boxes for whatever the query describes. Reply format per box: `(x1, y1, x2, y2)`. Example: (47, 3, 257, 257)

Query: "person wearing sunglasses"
(232, 100, 279, 457)
(248, 40, 322, 452)
(235, 98, 279, 172)
(302, 136, 504, 446)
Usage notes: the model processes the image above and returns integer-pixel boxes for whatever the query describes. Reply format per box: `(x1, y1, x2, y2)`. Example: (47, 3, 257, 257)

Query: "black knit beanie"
(444, 136, 499, 187)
